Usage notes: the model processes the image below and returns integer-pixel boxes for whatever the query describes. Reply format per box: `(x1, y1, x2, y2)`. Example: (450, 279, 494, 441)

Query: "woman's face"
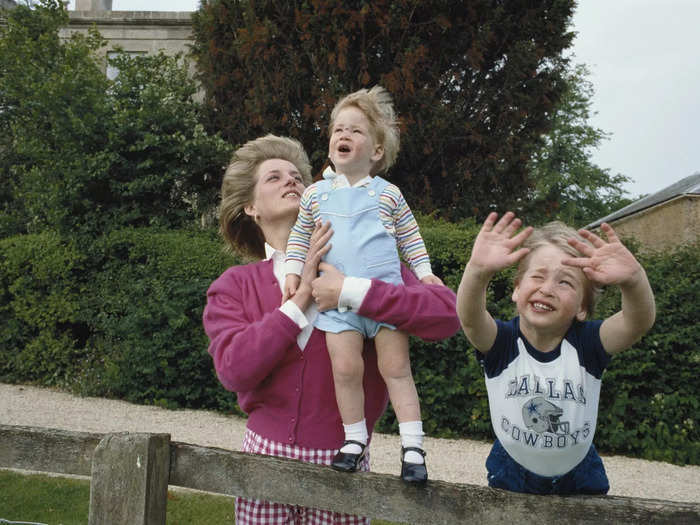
(244, 158, 306, 224)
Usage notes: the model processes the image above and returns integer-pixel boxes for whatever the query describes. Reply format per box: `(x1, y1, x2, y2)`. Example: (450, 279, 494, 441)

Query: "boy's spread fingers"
(601, 223, 620, 243)
(578, 228, 607, 248)
(482, 211, 499, 230)
(568, 236, 595, 255)
(508, 226, 533, 247)
(509, 247, 531, 264)
(561, 256, 591, 268)
(503, 217, 522, 236)
(493, 211, 514, 233)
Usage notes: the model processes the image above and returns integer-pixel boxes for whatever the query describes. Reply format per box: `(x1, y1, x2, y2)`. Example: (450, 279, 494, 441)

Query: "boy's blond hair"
(515, 221, 602, 319)
(329, 85, 400, 175)
(220, 134, 312, 258)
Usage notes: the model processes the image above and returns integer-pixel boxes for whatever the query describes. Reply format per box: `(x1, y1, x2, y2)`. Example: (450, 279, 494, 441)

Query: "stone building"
(61, 0, 195, 78)
(586, 172, 700, 252)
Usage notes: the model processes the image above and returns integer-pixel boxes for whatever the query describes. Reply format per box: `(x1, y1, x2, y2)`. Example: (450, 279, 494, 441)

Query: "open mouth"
(531, 302, 554, 312)
(338, 144, 351, 153)
(282, 191, 300, 199)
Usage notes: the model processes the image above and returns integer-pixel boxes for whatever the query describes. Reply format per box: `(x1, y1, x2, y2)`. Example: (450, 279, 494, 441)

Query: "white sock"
(399, 420, 425, 464)
(340, 419, 368, 454)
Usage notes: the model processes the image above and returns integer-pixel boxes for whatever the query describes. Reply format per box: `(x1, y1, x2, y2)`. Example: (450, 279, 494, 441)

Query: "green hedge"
(0, 228, 240, 414)
(1, 224, 698, 464)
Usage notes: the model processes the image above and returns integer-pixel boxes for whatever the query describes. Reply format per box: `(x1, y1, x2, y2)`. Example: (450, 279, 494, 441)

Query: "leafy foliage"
(2, 222, 696, 464)
(0, 0, 232, 237)
(78, 228, 241, 411)
(383, 223, 699, 465)
(522, 64, 635, 226)
(191, 0, 576, 220)
(593, 243, 700, 463)
(0, 228, 242, 414)
(0, 232, 87, 386)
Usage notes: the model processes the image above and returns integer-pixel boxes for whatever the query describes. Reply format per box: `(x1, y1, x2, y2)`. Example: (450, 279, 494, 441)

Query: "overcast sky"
(66, 0, 700, 198)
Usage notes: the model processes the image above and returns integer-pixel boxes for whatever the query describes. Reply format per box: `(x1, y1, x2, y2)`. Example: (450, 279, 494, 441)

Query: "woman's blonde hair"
(515, 221, 602, 319)
(220, 134, 312, 258)
(329, 85, 400, 175)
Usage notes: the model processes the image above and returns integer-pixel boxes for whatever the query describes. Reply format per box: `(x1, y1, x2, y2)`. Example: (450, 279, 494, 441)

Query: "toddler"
(284, 86, 442, 483)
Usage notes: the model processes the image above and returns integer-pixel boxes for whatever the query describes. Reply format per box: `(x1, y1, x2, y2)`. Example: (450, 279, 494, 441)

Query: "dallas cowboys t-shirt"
(477, 317, 611, 477)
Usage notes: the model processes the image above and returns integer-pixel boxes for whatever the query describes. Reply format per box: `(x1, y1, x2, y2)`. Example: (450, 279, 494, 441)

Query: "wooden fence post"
(88, 432, 170, 525)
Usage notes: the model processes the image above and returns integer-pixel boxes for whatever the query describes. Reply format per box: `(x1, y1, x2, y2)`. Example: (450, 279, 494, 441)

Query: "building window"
(106, 50, 146, 80)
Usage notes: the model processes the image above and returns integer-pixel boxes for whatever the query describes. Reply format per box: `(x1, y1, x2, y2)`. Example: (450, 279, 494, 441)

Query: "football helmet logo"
(522, 396, 570, 434)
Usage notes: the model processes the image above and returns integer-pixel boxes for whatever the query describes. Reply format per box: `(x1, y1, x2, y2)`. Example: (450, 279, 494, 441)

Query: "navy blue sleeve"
(566, 319, 611, 379)
(476, 318, 521, 379)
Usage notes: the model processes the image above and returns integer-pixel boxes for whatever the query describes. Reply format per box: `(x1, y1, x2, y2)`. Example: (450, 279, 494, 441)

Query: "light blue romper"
(314, 176, 403, 338)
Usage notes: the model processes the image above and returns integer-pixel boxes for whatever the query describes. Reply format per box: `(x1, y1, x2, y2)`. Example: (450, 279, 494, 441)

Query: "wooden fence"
(1, 424, 698, 524)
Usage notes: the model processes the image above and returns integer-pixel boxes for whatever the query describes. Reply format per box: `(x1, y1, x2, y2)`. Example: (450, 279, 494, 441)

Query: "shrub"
(1, 223, 697, 464)
(0, 1, 231, 237)
(593, 244, 700, 464)
(0, 232, 88, 386)
(377, 223, 699, 465)
(76, 228, 241, 413)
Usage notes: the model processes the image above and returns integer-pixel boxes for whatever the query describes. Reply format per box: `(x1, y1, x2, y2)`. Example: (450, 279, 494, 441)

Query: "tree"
(191, 0, 576, 220)
(522, 64, 634, 226)
(0, 0, 231, 238)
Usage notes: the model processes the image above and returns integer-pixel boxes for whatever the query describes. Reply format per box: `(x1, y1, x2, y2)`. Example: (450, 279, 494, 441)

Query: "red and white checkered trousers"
(235, 428, 371, 525)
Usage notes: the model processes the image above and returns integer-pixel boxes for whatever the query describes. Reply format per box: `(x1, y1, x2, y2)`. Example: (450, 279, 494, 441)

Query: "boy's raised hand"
(563, 223, 643, 287)
(468, 212, 533, 276)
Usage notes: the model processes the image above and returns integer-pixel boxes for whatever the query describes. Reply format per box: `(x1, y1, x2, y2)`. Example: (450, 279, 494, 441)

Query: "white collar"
(264, 242, 286, 262)
(333, 173, 372, 188)
(324, 166, 372, 188)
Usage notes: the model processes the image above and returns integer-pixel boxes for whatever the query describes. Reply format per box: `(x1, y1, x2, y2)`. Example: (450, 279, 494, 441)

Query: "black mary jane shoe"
(401, 447, 428, 484)
(331, 440, 367, 472)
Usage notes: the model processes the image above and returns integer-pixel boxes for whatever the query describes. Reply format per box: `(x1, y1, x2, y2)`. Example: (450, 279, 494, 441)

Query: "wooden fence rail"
(1, 424, 698, 524)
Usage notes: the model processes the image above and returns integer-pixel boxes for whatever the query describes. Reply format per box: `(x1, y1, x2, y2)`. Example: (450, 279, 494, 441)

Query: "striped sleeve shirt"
(285, 177, 432, 279)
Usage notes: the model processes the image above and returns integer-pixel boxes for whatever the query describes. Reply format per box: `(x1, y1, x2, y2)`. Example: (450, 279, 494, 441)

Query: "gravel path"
(1, 383, 698, 504)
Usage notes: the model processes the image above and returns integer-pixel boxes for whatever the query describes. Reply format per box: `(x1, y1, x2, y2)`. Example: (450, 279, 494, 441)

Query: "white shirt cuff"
(284, 260, 305, 276)
(338, 276, 372, 313)
(413, 263, 433, 280)
(280, 300, 310, 329)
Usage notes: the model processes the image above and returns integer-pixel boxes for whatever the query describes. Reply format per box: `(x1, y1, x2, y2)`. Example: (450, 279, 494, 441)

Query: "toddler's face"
(512, 244, 587, 339)
(328, 106, 383, 179)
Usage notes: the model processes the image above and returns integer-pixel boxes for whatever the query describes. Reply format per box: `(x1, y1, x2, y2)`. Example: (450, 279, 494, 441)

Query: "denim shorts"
(485, 439, 610, 495)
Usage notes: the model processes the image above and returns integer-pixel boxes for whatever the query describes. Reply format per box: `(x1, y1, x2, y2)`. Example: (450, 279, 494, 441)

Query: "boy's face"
(329, 106, 383, 180)
(512, 244, 588, 341)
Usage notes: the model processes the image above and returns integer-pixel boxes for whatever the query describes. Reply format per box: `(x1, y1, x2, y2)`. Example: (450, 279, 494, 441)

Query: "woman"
(203, 134, 459, 524)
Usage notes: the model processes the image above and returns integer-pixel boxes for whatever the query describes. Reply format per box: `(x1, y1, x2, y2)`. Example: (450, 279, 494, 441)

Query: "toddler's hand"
(420, 274, 443, 286)
(282, 274, 301, 304)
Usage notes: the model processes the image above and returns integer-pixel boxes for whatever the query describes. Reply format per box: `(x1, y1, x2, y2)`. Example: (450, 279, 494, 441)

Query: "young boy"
(283, 86, 442, 483)
(457, 212, 655, 494)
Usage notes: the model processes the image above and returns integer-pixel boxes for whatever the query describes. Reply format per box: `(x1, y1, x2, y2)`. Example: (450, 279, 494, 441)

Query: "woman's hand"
(290, 221, 333, 311)
(312, 262, 346, 311)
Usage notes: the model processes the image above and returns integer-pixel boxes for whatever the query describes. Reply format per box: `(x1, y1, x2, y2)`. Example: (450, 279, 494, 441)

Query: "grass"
(0, 469, 397, 524)
(0, 469, 235, 525)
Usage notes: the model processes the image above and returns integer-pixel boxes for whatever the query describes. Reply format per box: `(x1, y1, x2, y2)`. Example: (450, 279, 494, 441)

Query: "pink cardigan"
(203, 259, 459, 449)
